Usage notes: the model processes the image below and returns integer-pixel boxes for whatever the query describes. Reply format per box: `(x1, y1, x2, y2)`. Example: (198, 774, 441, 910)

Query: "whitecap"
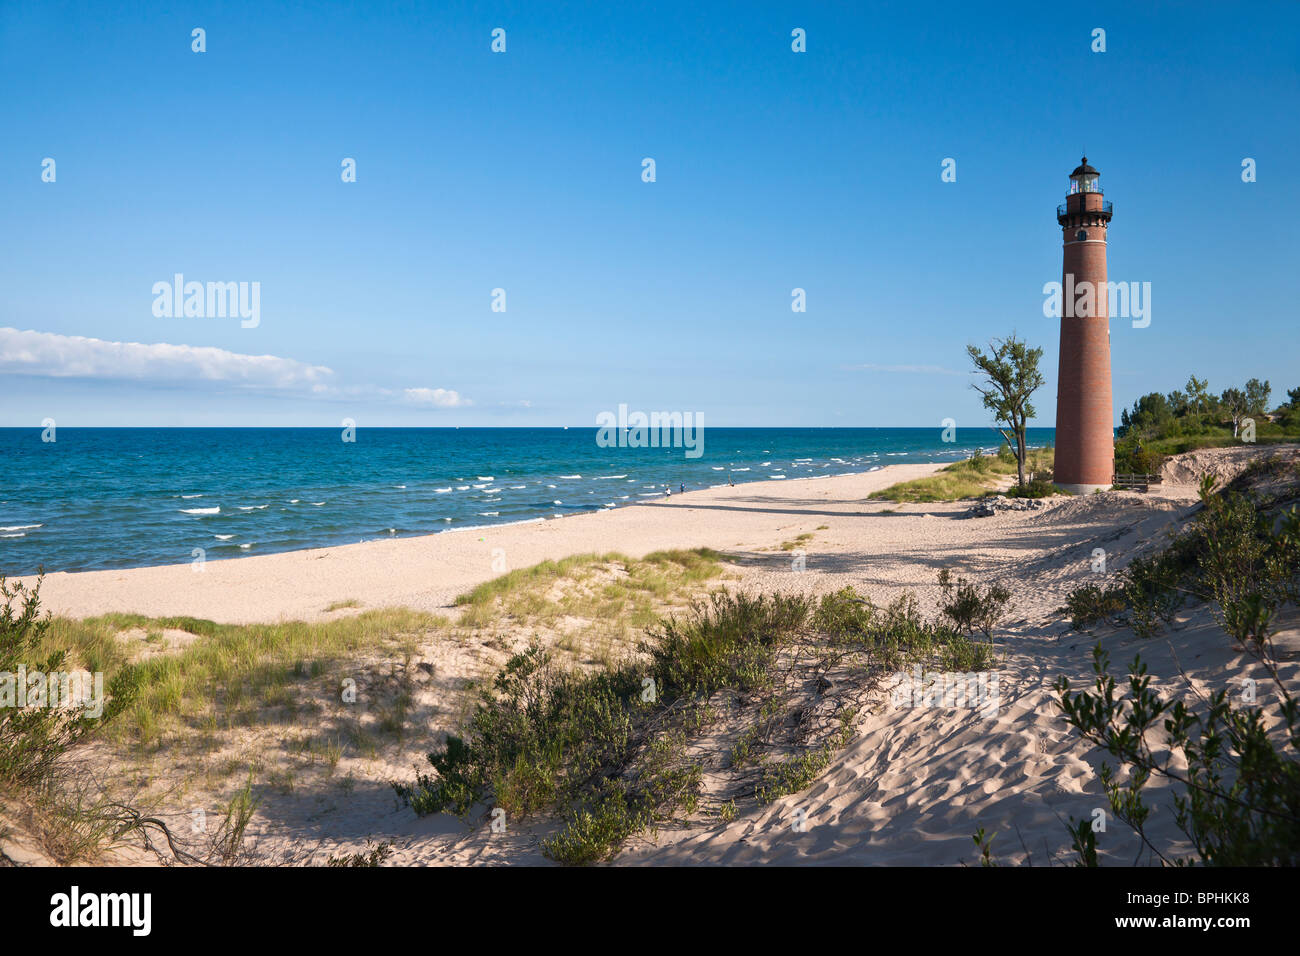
(181, 507, 220, 515)
(214, 534, 235, 540)
(0, 524, 42, 531)
(558, 474, 582, 479)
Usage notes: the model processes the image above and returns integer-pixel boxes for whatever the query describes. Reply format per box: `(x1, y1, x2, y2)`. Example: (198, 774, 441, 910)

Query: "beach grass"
(870, 447, 1055, 503)
(16, 546, 730, 854)
(453, 547, 726, 635)
(39, 608, 450, 747)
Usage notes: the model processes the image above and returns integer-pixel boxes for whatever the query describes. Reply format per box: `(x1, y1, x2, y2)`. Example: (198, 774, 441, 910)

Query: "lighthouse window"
(1076, 229, 1088, 241)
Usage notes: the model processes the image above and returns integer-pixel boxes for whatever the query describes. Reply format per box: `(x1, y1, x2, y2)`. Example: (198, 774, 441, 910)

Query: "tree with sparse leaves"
(966, 334, 1046, 490)
(1221, 387, 1248, 438)
(1245, 378, 1271, 417)
(1186, 374, 1211, 423)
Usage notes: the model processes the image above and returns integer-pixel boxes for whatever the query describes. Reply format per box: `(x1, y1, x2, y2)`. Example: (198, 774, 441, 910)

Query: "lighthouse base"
(1058, 482, 1110, 496)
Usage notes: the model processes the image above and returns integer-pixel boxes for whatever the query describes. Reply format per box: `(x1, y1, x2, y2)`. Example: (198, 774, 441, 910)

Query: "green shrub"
(811, 587, 874, 638)
(1056, 646, 1300, 865)
(398, 592, 816, 863)
(647, 592, 811, 699)
(1004, 478, 1062, 499)
(1048, 469, 1300, 865)
(1, 576, 135, 787)
(1060, 582, 1127, 630)
(937, 568, 1010, 642)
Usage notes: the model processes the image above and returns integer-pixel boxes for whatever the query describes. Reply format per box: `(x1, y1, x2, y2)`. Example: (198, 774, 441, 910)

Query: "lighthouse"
(1054, 157, 1115, 494)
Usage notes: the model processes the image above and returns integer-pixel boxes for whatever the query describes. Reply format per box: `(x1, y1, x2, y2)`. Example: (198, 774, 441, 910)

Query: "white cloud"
(0, 327, 472, 407)
(0, 327, 335, 390)
(403, 387, 471, 408)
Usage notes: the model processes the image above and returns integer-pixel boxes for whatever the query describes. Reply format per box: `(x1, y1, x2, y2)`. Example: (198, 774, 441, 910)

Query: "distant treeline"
(1115, 376, 1300, 473)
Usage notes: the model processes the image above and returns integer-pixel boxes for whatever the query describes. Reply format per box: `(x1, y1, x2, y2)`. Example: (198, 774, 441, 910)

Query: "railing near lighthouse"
(1057, 200, 1113, 217)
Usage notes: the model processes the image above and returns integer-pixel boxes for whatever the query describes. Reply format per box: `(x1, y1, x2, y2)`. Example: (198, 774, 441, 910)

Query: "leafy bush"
(1, 576, 134, 787)
(1004, 478, 1062, 499)
(811, 587, 874, 638)
(397, 592, 813, 863)
(1049, 469, 1300, 865)
(1059, 583, 1127, 630)
(939, 634, 995, 671)
(648, 591, 811, 699)
(1056, 646, 1299, 865)
(937, 568, 1011, 642)
(1059, 474, 1297, 639)
(326, 841, 394, 867)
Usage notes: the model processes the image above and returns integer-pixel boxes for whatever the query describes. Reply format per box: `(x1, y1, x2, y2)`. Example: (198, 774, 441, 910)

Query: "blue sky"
(2, 0, 1297, 427)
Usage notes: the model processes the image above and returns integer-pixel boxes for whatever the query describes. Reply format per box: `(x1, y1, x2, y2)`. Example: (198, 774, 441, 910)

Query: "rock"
(965, 496, 1050, 518)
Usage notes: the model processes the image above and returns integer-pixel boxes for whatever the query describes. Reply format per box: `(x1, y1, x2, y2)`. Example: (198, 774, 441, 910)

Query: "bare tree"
(967, 334, 1046, 490)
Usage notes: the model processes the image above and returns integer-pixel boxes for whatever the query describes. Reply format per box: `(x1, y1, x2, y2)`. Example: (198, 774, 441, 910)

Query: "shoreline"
(9, 444, 1292, 869)
(16, 462, 947, 623)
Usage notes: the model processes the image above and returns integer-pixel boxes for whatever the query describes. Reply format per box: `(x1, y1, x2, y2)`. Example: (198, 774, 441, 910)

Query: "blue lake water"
(0, 427, 1055, 574)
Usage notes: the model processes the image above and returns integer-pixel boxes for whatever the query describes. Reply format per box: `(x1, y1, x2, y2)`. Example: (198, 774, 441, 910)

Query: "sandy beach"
(6, 448, 1298, 868)
(22, 463, 947, 623)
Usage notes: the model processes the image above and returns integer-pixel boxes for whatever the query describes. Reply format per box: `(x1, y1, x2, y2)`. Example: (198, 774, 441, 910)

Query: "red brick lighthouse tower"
(1054, 157, 1114, 494)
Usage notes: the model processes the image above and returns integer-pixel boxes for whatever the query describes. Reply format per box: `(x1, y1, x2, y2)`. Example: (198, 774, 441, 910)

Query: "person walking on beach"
(679, 483, 685, 495)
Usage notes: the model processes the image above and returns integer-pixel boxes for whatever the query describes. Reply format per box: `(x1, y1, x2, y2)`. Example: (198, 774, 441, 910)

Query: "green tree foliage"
(966, 334, 1045, 490)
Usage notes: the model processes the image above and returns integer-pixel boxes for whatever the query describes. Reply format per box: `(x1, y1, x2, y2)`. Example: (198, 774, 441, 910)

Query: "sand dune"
(10, 449, 1298, 867)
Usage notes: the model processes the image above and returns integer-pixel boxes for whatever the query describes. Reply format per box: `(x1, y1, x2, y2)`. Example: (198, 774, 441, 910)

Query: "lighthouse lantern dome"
(1069, 157, 1101, 194)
